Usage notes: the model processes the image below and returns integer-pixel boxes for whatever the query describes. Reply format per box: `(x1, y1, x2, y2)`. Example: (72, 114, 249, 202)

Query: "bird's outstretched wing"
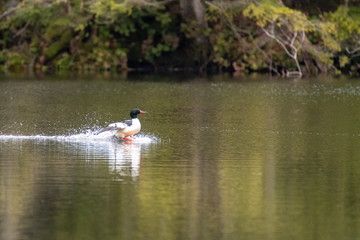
(122, 119, 133, 127)
(96, 121, 129, 135)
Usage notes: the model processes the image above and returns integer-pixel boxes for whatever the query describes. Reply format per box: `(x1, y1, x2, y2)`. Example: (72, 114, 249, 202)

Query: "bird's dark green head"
(130, 108, 147, 118)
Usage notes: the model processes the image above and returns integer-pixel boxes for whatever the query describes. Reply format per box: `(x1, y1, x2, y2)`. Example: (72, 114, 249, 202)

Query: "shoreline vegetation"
(0, 0, 359, 77)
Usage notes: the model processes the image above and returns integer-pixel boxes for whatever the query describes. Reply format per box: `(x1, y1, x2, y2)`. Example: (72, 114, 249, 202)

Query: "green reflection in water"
(1, 76, 360, 240)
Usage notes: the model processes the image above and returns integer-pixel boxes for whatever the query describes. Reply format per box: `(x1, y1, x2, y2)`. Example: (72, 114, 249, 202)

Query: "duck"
(97, 108, 147, 141)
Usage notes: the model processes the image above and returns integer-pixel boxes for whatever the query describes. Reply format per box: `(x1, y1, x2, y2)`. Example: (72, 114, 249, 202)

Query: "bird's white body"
(110, 118, 141, 138)
(97, 108, 146, 140)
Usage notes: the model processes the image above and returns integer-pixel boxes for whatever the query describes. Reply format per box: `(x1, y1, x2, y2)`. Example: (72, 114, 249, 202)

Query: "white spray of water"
(0, 129, 159, 143)
(0, 130, 159, 179)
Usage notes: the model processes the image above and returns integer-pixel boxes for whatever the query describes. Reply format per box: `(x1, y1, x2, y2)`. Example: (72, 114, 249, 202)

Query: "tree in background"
(208, 0, 345, 76)
(0, 0, 177, 72)
(0, 0, 359, 76)
(243, 0, 315, 76)
(325, 5, 360, 73)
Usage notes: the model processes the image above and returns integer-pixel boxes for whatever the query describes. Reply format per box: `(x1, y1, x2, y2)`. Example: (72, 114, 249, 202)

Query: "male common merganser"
(97, 108, 147, 141)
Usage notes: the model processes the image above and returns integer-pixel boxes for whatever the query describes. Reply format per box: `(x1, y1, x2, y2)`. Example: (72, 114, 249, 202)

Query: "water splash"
(0, 129, 159, 143)
(0, 129, 159, 180)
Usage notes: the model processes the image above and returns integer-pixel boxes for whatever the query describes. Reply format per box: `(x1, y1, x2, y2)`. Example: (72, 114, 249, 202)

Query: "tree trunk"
(180, 0, 207, 30)
(180, 0, 209, 71)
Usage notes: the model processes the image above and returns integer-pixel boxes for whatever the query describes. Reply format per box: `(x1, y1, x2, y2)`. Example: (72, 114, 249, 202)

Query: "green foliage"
(55, 53, 72, 70)
(44, 30, 72, 58)
(0, 0, 359, 75)
(90, 0, 131, 21)
(243, 0, 314, 32)
(242, 0, 346, 74)
(0, 51, 7, 64)
(74, 34, 128, 71)
(323, 6, 360, 70)
(339, 55, 350, 68)
(145, 43, 171, 61)
(211, 30, 236, 68)
(312, 21, 340, 52)
(306, 46, 334, 66)
(0, 51, 26, 71)
(325, 6, 360, 41)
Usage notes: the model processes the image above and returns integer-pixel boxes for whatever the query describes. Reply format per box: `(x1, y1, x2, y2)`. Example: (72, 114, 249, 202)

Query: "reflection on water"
(0, 132, 156, 180)
(69, 134, 155, 180)
(108, 142, 142, 179)
(1, 76, 360, 240)
(0, 133, 157, 240)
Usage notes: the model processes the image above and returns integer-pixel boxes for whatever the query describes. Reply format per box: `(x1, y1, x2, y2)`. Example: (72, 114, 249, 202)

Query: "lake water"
(1, 74, 360, 240)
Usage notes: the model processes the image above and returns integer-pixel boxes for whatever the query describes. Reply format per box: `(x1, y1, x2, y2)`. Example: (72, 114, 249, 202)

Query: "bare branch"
(346, 47, 360, 55)
(290, 31, 297, 47)
(13, 21, 30, 38)
(262, 27, 293, 58)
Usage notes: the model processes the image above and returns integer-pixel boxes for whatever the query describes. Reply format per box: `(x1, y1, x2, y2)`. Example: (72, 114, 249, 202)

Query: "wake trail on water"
(0, 129, 159, 143)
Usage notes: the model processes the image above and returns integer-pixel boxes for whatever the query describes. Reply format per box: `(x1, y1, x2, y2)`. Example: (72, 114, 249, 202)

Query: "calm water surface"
(1, 75, 360, 240)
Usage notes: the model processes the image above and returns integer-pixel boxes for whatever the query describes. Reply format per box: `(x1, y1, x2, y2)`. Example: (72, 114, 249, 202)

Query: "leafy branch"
(243, 1, 314, 76)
